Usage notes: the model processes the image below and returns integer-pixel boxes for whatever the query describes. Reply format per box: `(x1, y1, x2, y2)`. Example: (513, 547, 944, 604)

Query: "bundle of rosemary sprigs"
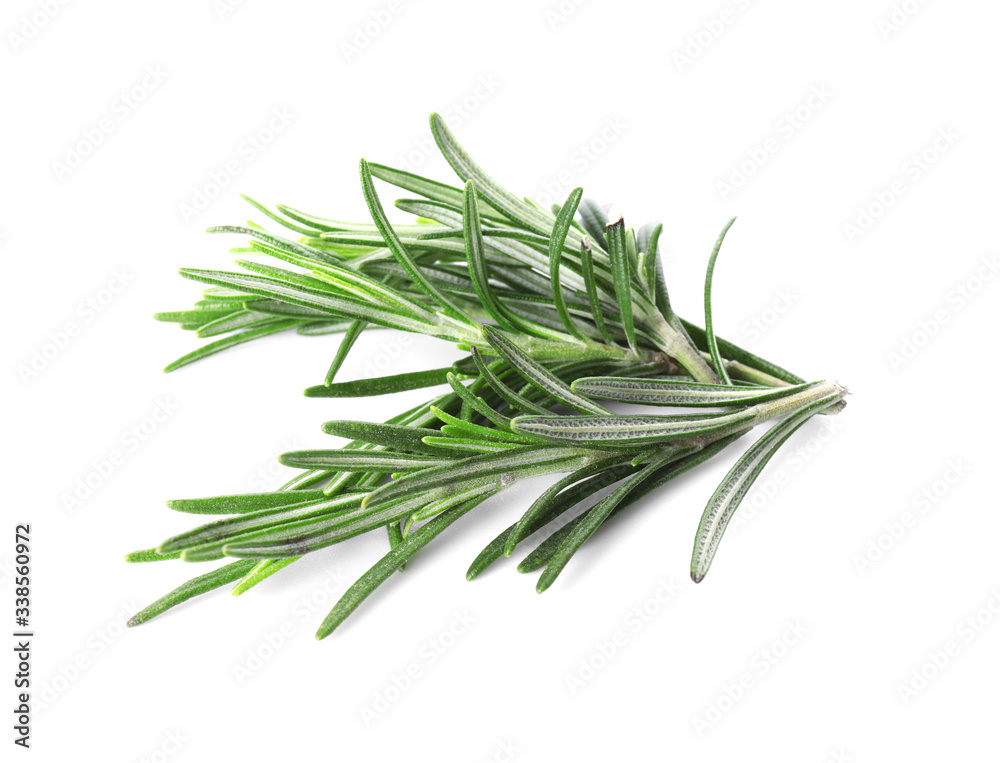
(127, 114, 847, 640)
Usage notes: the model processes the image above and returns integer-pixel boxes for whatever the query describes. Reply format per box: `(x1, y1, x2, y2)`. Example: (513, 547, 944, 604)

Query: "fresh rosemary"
(128, 113, 847, 639)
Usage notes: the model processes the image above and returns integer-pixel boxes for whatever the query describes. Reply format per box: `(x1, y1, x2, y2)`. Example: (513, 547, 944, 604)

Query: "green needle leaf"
(680, 319, 805, 386)
(519, 434, 742, 574)
(367, 162, 508, 221)
(536, 450, 687, 592)
(430, 404, 536, 445)
(549, 188, 586, 340)
(512, 410, 755, 448)
(462, 179, 516, 331)
(194, 310, 275, 338)
(207, 225, 336, 264)
(154, 307, 237, 326)
(504, 456, 631, 556)
(429, 113, 552, 236)
(363, 445, 590, 517)
(321, 420, 448, 455)
(159, 494, 365, 556)
(571, 377, 820, 407)
(411, 481, 502, 521)
(704, 217, 736, 385)
(124, 547, 182, 563)
(467, 462, 640, 579)
(605, 216, 637, 352)
(163, 318, 302, 372)
(304, 367, 454, 398)
(315, 488, 499, 639)
(445, 372, 516, 432)
(128, 560, 258, 627)
(359, 158, 474, 325)
(279, 450, 448, 472)
(579, 237, 611, 343)
(231, 558, 299, 596)
(471, 348, 550, 415)
(638, 222, 662, 297)
(178, 269, 434, 335)
(577, 199, 609, 251)
(166, 490, 329, 515)
(482, 326, 611, 415)
(626, 227, 639, 286)
(421, 437, 516, 453)
(240, 194, 321, 236)
(538, 430, 756, 592)
(690, 390, 844, 583)
(224, 447, 581, 560)
(324, 319, 366, 386)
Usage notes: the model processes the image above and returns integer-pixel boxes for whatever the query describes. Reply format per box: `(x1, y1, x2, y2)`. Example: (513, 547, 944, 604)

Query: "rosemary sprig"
(130, 114, 847, 639)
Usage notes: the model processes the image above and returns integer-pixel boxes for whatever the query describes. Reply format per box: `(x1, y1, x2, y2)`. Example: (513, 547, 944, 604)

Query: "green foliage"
(133, 113, 847, 639)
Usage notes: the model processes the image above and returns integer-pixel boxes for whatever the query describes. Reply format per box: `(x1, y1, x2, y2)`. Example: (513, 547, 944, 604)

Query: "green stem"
(749, 381, 847, 425)
(709, 354, 846, 416)
(648, 313, 719, 383)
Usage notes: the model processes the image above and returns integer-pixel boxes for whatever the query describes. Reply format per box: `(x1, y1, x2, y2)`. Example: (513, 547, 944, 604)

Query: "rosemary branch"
(129, 113, 847, 639)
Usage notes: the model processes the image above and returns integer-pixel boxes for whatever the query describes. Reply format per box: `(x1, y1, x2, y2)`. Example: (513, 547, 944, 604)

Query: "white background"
(4, 0, 999, 760)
